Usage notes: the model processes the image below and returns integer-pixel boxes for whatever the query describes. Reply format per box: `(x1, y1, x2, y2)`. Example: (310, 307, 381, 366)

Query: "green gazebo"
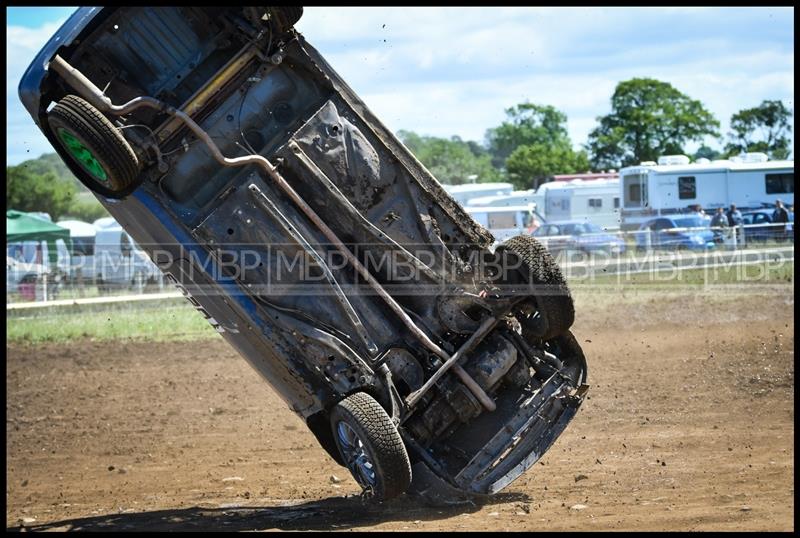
(6, 210, 72, 265)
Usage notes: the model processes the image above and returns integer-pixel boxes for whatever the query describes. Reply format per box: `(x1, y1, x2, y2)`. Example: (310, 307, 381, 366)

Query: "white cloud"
(5, 7, 794, 165)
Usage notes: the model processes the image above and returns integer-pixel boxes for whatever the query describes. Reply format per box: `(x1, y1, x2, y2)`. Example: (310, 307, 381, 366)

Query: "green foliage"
(724, 100, 793, 160)
(506, 143, 590, 189)
(6, 166, 76, 220)
(484, 102, 587, 189)
(397, 130, 502, 185)
(7, 153, 109, 221)
(693, 145, 723, 161)
(587, 78, 720, 170)
(485, 103, 571, 169)
(62, 198, 111, 222)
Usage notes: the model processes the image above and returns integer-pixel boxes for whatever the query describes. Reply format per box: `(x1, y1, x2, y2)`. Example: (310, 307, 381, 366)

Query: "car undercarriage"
(20, 6, 589, 501)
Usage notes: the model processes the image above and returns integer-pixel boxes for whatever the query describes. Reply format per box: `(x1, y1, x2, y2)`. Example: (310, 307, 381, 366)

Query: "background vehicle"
(537, 178, 622, 231)
(635, 216, 716, 251)
(534, 220, 626, 255)
(20, 6, 587, 502)
(619, 153, 794, 231)
(94, 225, 159, 289)
(443, 182, 514, 206)
(464, 205, 546, 243)
(741, 210, 795, 243)
(55, 219, 97, 282)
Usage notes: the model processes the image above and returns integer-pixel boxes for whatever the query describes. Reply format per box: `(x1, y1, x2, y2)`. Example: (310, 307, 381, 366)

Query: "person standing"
(772, 200, 790, 242)
(710, 207, 729, 243)
(727, 204, 743, 227)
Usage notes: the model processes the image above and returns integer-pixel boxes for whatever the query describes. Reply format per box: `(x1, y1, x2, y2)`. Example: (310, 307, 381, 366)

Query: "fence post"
(645, 228, 653, 252)
(730, 225, 737, 250)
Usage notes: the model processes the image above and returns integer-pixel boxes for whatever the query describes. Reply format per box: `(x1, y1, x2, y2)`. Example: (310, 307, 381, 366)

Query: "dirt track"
(6, 289, 795, 531)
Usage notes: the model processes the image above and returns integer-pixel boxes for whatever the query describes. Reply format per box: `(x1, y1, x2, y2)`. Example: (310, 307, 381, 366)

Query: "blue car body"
(636, 217, 716, 250)
(534, 220, 626, 255)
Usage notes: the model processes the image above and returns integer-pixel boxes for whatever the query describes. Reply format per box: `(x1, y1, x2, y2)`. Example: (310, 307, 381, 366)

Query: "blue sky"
(6, 6, 794, 166)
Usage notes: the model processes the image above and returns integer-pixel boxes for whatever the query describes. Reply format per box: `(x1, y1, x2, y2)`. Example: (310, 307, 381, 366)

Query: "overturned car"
(19, 6, 588, 501)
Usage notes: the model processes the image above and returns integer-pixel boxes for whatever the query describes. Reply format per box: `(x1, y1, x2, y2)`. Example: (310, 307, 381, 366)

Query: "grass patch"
(6, 298, 218, 344)
(570, 260, 793, 287)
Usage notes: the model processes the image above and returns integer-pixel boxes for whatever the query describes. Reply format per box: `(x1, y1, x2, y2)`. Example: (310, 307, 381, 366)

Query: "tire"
(496, 234, 574, 341)
(330, 392, 412, 501)
(47, 95, 140, 196)
(269, 7, 303, 34)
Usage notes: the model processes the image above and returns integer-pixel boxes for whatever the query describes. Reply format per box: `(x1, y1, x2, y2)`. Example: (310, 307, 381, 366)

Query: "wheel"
(47, 95, 140, 197)
(496, 234, 574, 341)
(269, 6, 303, 34)
(330, 392, 412, 501)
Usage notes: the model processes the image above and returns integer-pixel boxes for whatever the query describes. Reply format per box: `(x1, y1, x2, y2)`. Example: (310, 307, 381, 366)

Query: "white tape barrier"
(7, 291, 182, 310)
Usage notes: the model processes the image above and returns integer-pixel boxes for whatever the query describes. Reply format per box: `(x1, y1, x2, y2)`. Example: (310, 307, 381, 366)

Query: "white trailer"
(56, 219, 97, 281)
(443, 182, 514, 206)
(464, 189, 540, 208)
(536, 178, 621, 230)
(94, 223, 160, 288)
(619, 153, 794, 231)
(464, 204, 546, 243)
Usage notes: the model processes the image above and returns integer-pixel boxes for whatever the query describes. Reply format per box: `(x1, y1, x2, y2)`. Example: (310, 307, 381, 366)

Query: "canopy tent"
(6, 210, 73, 265)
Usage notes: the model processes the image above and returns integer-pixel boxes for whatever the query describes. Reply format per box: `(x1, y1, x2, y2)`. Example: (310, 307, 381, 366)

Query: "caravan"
(463, 189, 540, 209)
(443, 182, 514, 206)
(464, 204, 546, 243)
(619, 154, 794, 231)
(56, 219, 97, 281)
(537, 178, 621, 230)
(94, 223, 159, 288)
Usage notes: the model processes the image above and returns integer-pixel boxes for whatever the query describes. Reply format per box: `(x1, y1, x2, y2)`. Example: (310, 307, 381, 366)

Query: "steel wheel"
(335, 421, 378, 490)
(329, 392, 412, 501)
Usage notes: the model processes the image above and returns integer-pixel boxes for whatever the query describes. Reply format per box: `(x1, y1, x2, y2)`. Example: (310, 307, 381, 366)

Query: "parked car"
(20, 6, 588, 502)
(635, 216, 716, 251)
(741, 210, 794, 243)
(533, 220, 626, 255)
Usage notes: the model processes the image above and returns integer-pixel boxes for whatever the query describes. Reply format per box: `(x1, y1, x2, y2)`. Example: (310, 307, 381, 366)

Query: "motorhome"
(443, 182, 514, 206)
(619, 153, 794, 231)
(535, 178, 621, 230)
(463, 189, 540, 208)
(94, 224, 160, 288)
(56, 219, 97, 281)
(464, 204, 546, 243)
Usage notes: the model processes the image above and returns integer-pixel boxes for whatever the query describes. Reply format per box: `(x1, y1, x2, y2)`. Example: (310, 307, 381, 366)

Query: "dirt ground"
(6, 289, 795, 531)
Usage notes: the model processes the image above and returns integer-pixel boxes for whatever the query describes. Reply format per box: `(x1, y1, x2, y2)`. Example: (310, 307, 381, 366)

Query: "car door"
(648, 219, 667, 247)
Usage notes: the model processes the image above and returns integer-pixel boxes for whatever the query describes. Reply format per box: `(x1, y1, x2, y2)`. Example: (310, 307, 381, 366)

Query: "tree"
(724, 100, 793, 160)
(692, 145, 723, 161)
(397, 130, 502, 185)
(506, 143, 590, 190)
(7, 166, 76, 220)
(7, 153, 110, 221)
(485, 103, 571, 169)
(587, 78, 720, 170)
(484, 102, 588, 188)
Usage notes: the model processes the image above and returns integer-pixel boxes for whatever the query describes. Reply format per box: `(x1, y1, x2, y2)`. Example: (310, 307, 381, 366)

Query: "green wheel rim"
(57, 128, 108, 182)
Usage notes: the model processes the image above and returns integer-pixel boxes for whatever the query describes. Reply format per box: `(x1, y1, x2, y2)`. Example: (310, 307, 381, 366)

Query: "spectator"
(710, 207, 729, 243)
(772, 200, 790, 242)
(727, 204, 743, 227)
(711, 207, 728, 228)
